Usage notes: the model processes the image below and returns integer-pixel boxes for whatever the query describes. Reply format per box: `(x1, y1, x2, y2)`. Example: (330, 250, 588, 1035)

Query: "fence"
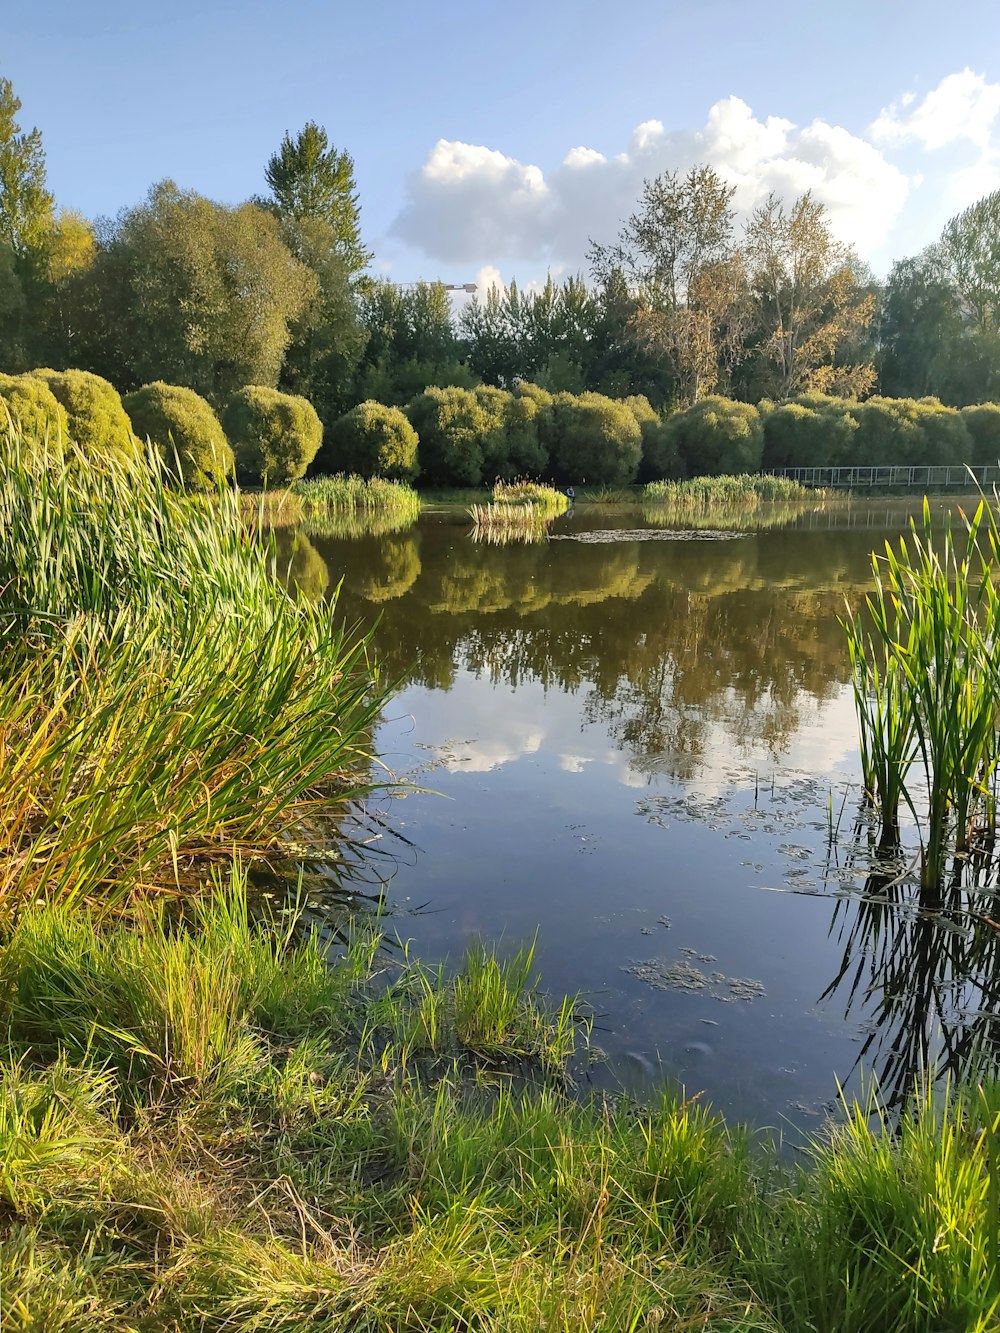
(771, 465, 1000, 490)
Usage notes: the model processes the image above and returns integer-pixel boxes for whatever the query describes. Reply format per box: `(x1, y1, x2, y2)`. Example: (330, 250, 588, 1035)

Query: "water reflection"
(822, 817, 1000, 1112)
(276, 501, 1000, 1123)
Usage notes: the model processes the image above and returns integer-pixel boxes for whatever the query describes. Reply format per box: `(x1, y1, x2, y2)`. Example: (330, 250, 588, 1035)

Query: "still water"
(285, 500, 1000, 1136)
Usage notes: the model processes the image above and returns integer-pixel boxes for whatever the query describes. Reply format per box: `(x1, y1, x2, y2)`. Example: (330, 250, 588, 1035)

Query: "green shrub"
(624, 394, 680, 480)
(664, 396, 763, 477)
(123, 382, 234, 490)
(961, 404, 1000, 466)
(548, 391, 642, 485)
(0, 374, 70, 452)
(405, 386, 489, 486)
(223, 385, 322, 486)
(30, 368, 139, 464)
(319, 401, 418, 480)
(850, 396, 970, 467)
(475, 385, 548, 480)
(762, 399, 859, 469)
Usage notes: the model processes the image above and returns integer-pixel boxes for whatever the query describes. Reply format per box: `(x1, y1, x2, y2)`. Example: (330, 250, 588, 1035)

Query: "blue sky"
(5, 0, 1000, 286)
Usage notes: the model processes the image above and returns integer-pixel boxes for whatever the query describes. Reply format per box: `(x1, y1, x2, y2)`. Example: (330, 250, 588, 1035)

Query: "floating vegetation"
(623, 953, 767, 1002)
(550, 528, 749, 543)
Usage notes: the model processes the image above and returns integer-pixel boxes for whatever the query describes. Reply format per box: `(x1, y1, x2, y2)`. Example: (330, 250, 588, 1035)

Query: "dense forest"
(2, 73, 999, 485)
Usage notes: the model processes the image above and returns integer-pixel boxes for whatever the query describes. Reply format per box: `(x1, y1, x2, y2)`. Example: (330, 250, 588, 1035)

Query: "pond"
(283, 498, 1000, 1137)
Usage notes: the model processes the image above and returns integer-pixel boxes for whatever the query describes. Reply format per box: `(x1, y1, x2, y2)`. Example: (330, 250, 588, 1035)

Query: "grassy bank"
(1, 873, 997, 1332)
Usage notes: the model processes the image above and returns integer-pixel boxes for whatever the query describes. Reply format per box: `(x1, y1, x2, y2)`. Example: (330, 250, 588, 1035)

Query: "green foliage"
(0, 372, 69, 448)
(851, 395, 970, 467)
(664, 395, 763, 477)
(762, 397, 859, 469)
(405, 385, 489, 486)
(223, 385, 322, 486)
(356, 281, 472, 406)
(548, 391, 642, 484)
(30, 368, 138, 463)
(321, 400, 419, 480)
(123, 381, 234, 490)
(264, 121, 371, 277)
(961, 403, 1000, 464)
(0, 427, 385, 911)
(624, 393, 680, 480)
(73, 182, 314, 401)
(0, 77, 53, 265)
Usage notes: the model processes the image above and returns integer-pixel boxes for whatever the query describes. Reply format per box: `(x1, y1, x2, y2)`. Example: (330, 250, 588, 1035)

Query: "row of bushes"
(0, 369, 668, 490)
(7, 367, 1000, 489)
(665, 393, 1000, 478)
(0, 371, 327, 489)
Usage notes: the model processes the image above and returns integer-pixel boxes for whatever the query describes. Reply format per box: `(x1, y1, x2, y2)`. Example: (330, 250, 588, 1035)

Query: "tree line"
(2, 73, 999, 471)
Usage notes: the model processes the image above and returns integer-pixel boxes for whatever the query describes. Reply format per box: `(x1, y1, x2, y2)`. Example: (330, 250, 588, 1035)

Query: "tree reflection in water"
(294, 505, 1000, 1107)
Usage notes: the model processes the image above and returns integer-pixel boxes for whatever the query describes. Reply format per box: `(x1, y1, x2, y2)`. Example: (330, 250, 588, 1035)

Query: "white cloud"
(872, 69, 1000, 152)
(391, 95, 911, 271)
(871, 69, 1000, 212)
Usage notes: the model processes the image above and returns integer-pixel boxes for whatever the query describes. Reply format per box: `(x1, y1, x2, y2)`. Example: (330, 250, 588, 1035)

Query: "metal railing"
(770, 465, 1000, 490)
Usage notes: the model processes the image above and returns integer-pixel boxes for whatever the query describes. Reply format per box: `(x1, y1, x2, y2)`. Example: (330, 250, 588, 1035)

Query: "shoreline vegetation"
(0, 428, 998, 1328)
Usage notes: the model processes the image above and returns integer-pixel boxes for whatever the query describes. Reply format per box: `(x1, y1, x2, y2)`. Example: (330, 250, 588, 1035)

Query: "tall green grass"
(294, 474, 421, 519)
(2, 875, 998, 1330)
(843, 499, 1000, 887)
(0, 425, 388, 914)
(644, 473, 818, 519)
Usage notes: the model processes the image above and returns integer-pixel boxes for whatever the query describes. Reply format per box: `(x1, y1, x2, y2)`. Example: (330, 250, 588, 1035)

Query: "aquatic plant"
(294, 473, 421, 519)
(843, 500, 1000, 889)
(0, 425, 388, 913)
(468, 501, 551, 543)
(644, 473, 817, 510)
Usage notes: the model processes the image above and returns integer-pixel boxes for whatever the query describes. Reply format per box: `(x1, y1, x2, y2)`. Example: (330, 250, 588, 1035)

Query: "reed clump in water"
(469, 480, 568, 541)
(294, 473, 421, 520)
(843, 498, 1000, 889)
(644, 473, 819, 519)
(0, 425, 388, 915)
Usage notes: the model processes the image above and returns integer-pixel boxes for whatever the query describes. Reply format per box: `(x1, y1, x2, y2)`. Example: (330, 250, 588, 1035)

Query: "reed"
(490, 479, 569, 517)
(644, 473, 818, 516)
(0, 425, 389, 914)
(468, 501, 551, 543)
(294, 474, 421, 519)
(843, 500, 1000, 889)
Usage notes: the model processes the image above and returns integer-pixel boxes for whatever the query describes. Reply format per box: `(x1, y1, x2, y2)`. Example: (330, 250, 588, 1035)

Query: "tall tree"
(743, 191, 875, 400)
(356, 280, 472, 404)
(0, 76, 55, 367)
(941, 189, 1000, 336)
(265, 122, 371, 278)
(0, 77, 53, 264)
(589, 166, 746, 402)
(72, 182, 314, 400)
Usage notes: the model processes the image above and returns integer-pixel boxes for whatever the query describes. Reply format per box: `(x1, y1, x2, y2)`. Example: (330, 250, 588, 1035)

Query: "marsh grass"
(0, 426, 389, 915)
(469, 481, 569, 543)
(644, 473, 818, 519)
(2, 874, 998, 1330)
(294, 474, 421, 520)
(843, 498, 1000, 887)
